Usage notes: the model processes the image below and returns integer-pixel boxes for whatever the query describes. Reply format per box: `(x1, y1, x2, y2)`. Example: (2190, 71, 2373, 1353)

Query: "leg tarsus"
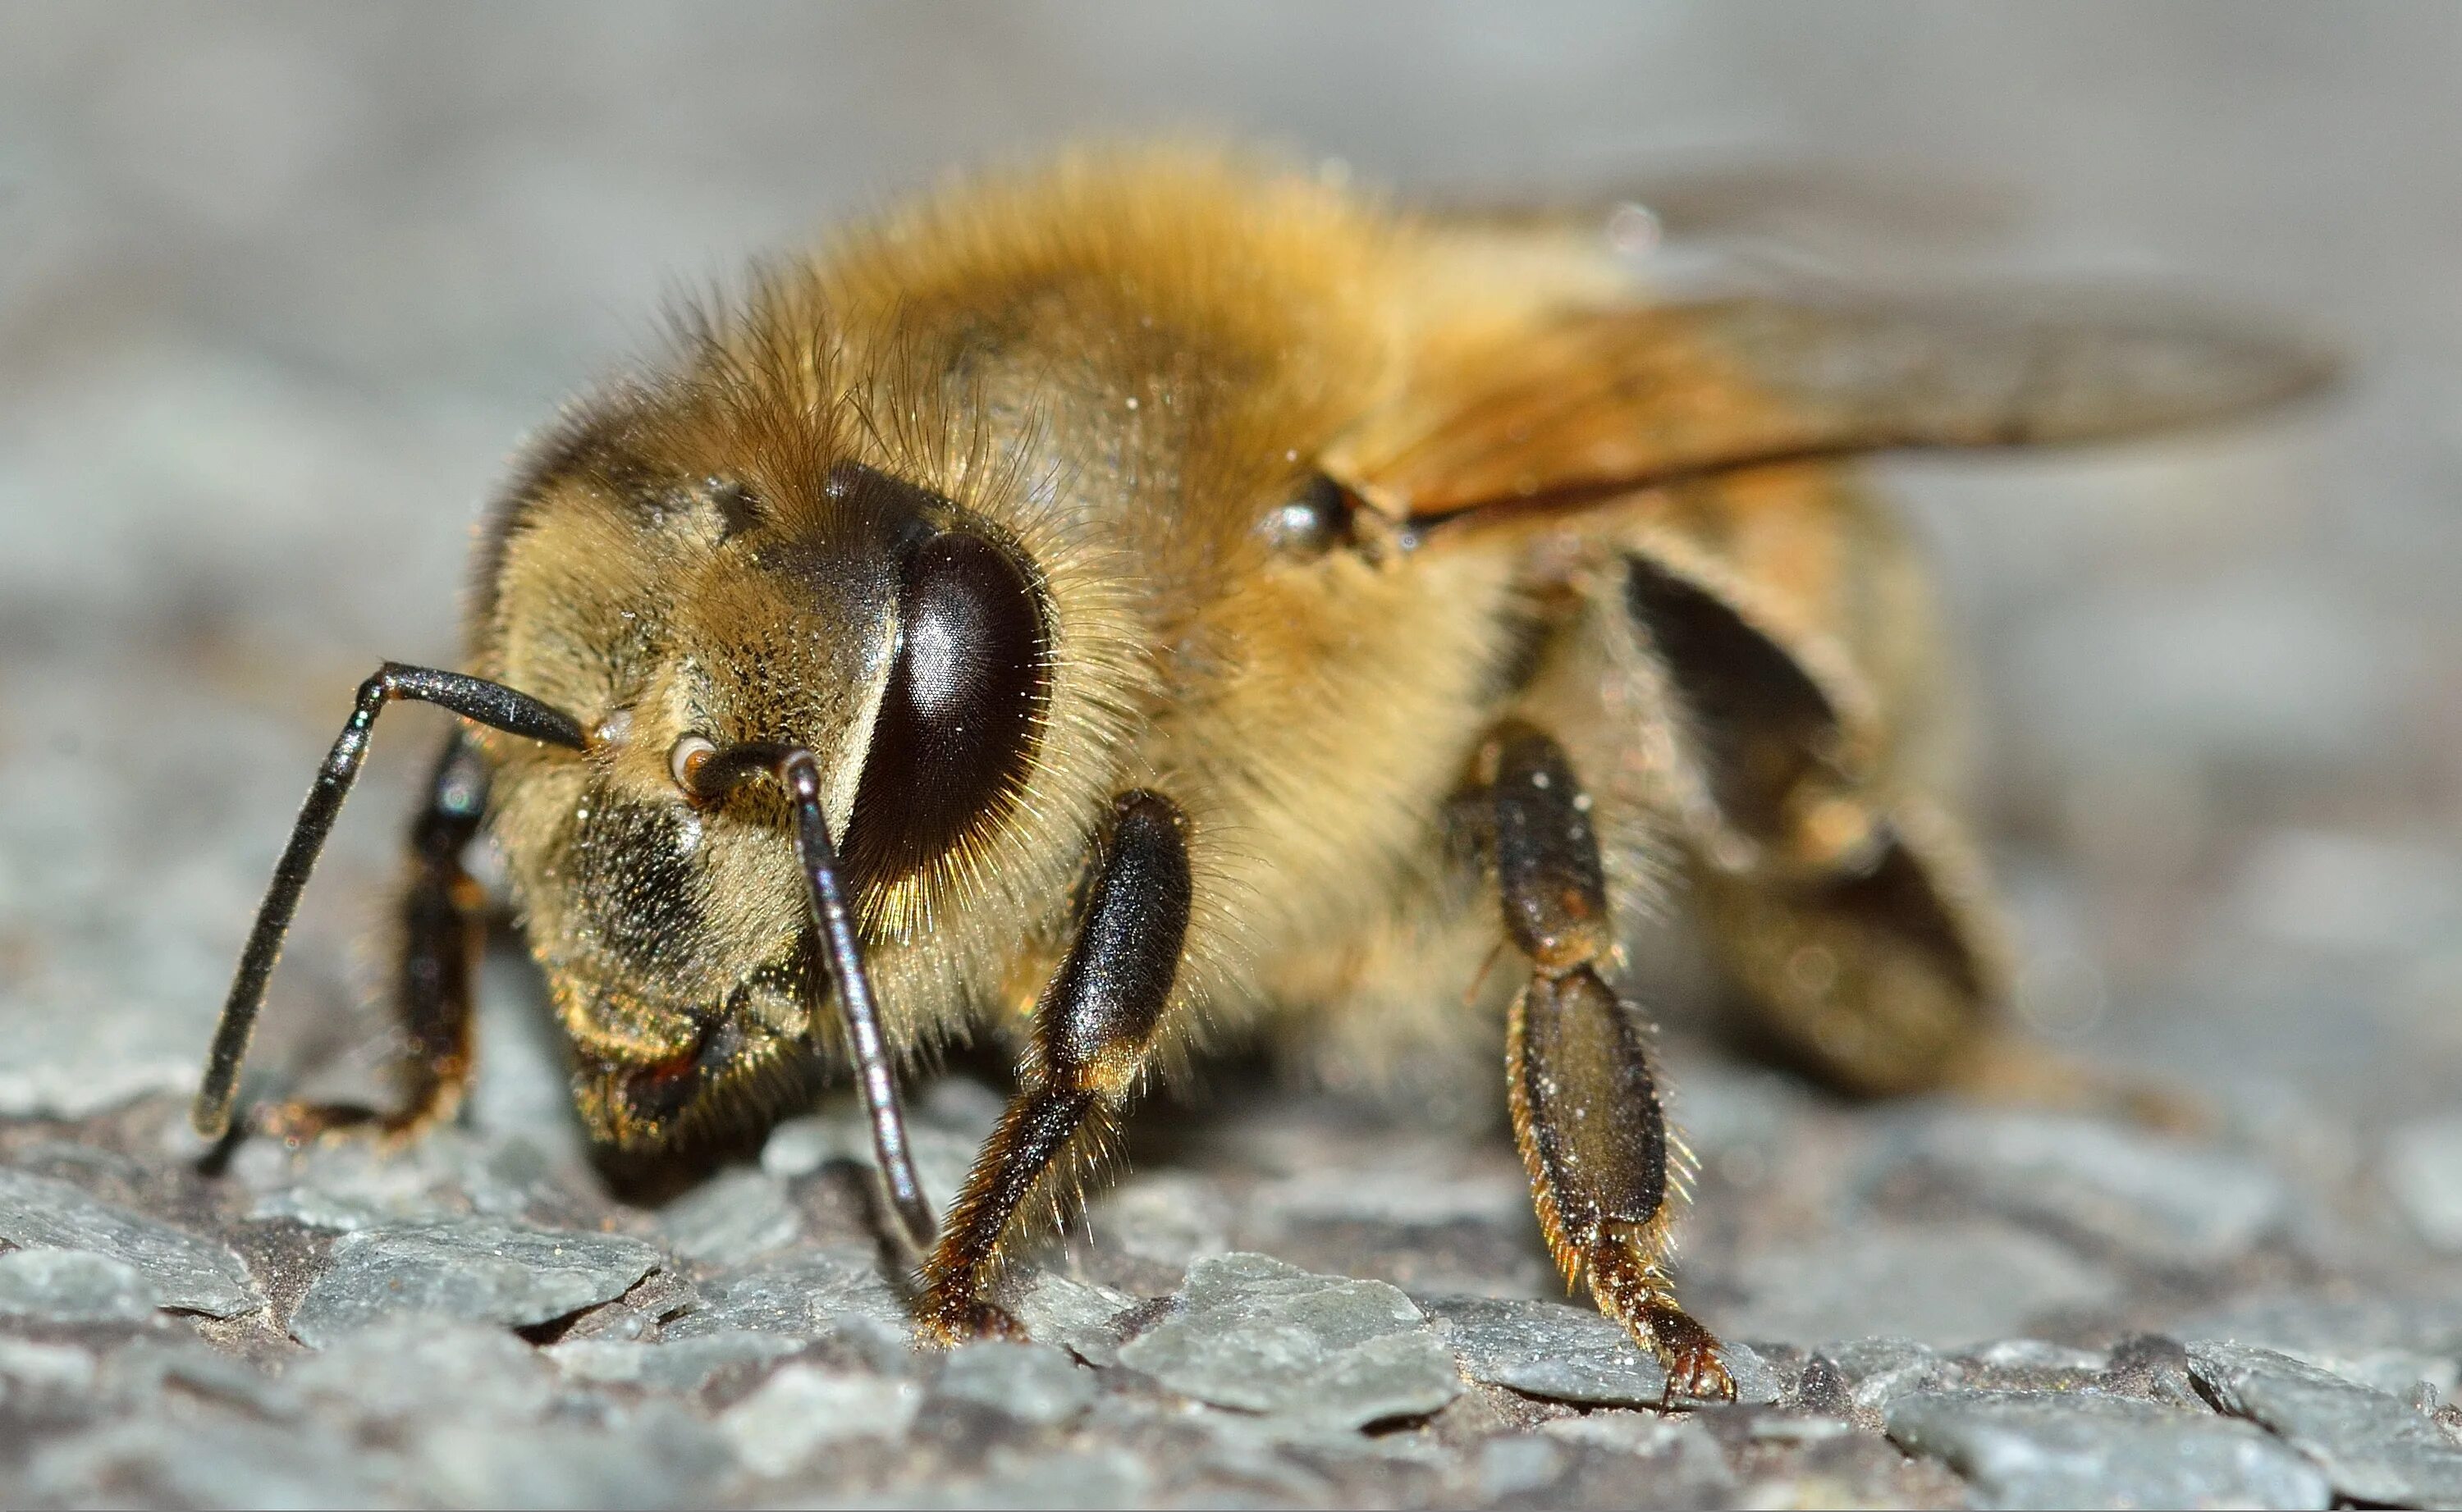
(914, 792, 1192, 1342)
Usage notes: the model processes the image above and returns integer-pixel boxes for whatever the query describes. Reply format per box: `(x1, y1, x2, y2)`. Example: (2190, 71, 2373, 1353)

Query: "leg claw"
(914, 1292, 1028, 1347)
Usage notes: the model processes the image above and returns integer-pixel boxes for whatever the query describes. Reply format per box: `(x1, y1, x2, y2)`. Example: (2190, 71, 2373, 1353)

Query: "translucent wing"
(1326, 295, 2335, 531)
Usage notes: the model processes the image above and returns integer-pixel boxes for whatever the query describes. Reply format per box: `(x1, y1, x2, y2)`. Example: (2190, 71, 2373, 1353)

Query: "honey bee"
(190, 148, 2325, 1396)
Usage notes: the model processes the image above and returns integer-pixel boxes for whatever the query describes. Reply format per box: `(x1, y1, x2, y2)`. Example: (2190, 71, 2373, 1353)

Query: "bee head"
(486, 432, 1055, 1151)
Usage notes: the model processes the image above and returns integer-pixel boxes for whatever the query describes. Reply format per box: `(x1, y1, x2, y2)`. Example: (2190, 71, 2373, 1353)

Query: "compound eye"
(668, 733, 718, 794)
(848, 531, 1048, 886)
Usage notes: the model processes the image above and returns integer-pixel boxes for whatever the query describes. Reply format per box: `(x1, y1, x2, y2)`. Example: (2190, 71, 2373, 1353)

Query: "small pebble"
(1115, 1252, 1462, 1428)
(547, 1329, 802, 1395)
(652, 1166, 802, 1267)
(933, 1340, 1097, 1426)
(286, 1219, 660, 1347)
(0, 1246, 157, 1324)
(661, 1245, 905, 1339)
(720, 1364, 919, 1476)
(2188, 1340, 2462, 1508)
(0, 1168, 261, 1318)
(1887, 1387, 2332, 1510)
(1009, 1268, 1138, 1367)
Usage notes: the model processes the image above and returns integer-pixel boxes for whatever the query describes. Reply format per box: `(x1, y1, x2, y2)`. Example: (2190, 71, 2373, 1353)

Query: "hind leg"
(1481, 720, 1732, 1400)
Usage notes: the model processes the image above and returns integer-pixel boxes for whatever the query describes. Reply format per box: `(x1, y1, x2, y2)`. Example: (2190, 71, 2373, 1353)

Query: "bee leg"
(260, 728, 492, 1144)
(1485, 720, 1735, 1402)
(1688, 804, 2002, 1097)
(191, 664, 584, 1144)
(914, 791, 1192, 1344)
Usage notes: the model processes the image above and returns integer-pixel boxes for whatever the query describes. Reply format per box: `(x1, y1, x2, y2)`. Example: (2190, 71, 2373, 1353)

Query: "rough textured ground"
(3, 7, 2461, 1509)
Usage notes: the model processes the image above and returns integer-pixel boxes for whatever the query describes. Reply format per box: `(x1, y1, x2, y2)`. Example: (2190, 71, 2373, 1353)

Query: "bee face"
(487, 423, 1059, 1147)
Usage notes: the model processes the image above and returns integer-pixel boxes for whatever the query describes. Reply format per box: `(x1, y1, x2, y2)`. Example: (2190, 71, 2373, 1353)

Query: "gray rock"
(1729, 1222, 2117, 1346)
(1086, 1172, 1233, 1273)
(2188, 1340, 2462, 1507)
(653, 1166, 802, 1267)
(934, 1340, 1097, 1426)
(1425, 1294, 1780, 1406)
(21, 1415, 399, 1510)
(0, 1167, 261, 1317)
(1970, 1338, 2109, 1373)
(1009, 1268, 1137, 1367)
(1887, 1387, 2332, 1510)
(1475, 1433, 1567, 1501)
(0, 1337, 101, 1405)
(105, 1338, 300, 1420)
(1115, 1252, 1462, 1428)
(923, 1446, 1155, 1510)
(1537, 1412, 1743, 1502)
(0, 1245, 158, 1323)
(1885, 1110, 2287, 1268)
(2386, 1115, 2462, 1253)
(758, 1103, 979, 1213)
(237, 1127, 559, 1232)
(284, 1318, 558, 1423)
(286, 1219, 661, 1346)
(547, 1328, 803, 1394)
(721, 1363, 921, 1476)
(1824, 1337, 1956, 1413)
(413, 1399, 734, 1509)
(661, 1245, 906, 1338)
(2173, 1294, 2462, 1400)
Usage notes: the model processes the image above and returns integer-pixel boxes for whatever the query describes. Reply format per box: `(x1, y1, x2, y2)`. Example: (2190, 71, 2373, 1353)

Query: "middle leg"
(1484, 719, 1733, 1400)
(915, 790, 1193, 1341)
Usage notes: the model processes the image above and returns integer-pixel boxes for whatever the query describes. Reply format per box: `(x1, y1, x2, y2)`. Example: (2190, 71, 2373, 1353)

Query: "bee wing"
(1429, 158, 2030, 263)
(1325, 295, 2335, 529)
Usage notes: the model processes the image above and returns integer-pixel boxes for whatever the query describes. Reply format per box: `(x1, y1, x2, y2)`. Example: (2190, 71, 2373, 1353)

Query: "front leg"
(1485, 721, 1734, 1400)
(916, 791, 1192, 1341)
(263, 727, 492, 1143)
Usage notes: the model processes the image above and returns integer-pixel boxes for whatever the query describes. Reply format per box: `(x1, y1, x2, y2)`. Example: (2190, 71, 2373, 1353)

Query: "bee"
(190, 148, 2325, 1396)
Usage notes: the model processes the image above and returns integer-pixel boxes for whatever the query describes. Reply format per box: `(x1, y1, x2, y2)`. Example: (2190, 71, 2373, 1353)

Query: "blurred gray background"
(1, 3, 2458, 1190)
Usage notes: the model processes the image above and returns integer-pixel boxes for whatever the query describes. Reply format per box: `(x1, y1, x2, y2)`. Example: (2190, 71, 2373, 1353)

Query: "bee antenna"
(693, 742, 938, 1259)
(193, 665, 586, 1144)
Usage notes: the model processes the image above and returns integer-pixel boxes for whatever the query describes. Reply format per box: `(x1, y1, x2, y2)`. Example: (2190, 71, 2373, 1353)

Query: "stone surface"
(0, 1170, 261, 1318)
(1886, 1388, 2332, 1510)
(721, 1364, 921, 1477)
(287, 1218, 661, 1346)
(1726, 1222, 2118, 1347)
(0, 1247, 157, 1324)
(1425, 1294, 1782, 1406)
(1116, 1253, 1463, 1427)
(2188, 1341, 2462, 1508)
(1882, 1110, 2289, 1267)
(1009, 1268, 1137, 1367)
(662, 1245, 906, 1338)
(548, 1329, 803, 1395)
(653, 1166, 802, 1268)
(933, 1340, 1099, 1426)
(2386, 1114, 2462, 1254)
(285, 1318, 558, 1423)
